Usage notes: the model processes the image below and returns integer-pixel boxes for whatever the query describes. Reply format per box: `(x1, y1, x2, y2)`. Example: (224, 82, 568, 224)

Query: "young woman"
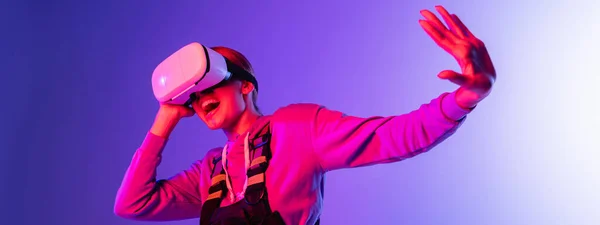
(114, 5, 496, 225)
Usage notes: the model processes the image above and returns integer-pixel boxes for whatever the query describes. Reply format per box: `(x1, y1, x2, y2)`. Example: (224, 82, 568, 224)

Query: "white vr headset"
(151, 42, 257, 106)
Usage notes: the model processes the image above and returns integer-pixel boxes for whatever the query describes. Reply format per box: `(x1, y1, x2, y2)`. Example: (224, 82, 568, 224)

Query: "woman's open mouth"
(201, 99, 220, 118)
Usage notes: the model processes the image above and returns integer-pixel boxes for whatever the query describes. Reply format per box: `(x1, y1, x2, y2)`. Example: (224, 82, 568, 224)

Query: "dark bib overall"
(199, 120, 320, 225)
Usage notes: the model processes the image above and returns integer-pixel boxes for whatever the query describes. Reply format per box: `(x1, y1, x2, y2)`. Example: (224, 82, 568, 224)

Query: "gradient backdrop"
(3, 0, 599, 225)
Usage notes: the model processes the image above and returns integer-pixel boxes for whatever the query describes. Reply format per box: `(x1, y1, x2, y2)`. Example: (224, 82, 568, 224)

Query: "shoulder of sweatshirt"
(271, 103, 324, 122)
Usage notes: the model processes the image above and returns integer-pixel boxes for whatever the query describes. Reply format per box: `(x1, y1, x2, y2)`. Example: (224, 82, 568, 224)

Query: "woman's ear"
(241, 81, 255, 95)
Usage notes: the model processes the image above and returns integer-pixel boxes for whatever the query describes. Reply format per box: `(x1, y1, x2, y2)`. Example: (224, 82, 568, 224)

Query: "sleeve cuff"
(441, 91, 475, 121)
(139, 131, 169, 155)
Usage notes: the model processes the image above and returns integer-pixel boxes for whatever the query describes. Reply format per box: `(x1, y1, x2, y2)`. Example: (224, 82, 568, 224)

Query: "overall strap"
(244, 122, 273, 205)
(198, 120, 271, 225)
(244, 121, 321, 225)
(199, 117, 320, 225)
(199, 156, 228, 225)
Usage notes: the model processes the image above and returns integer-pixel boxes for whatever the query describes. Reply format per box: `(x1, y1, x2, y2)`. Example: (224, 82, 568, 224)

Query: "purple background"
(3, 0, 598, 225)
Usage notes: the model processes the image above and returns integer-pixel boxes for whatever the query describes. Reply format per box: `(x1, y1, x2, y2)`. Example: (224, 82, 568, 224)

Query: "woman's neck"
(223, 109, 262, 142)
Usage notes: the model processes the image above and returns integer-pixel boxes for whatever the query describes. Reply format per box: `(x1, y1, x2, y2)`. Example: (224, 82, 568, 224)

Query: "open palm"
(419, 5, 496, 109)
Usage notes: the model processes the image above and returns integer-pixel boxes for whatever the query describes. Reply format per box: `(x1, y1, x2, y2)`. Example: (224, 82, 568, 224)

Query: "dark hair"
(210, 46, 261, 114)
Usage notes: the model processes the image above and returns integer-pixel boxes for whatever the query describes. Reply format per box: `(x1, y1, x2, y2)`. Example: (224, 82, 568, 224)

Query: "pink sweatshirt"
(114, 91, 473, 224)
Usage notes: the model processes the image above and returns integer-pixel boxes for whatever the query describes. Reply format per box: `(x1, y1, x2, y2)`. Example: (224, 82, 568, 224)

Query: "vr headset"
(151, 42, 258, 106)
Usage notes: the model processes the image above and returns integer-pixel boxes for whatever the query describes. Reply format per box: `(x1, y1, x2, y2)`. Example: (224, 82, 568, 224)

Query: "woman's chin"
(206, 125, 221, 130)
(205, 121, 220, 130)
(204, 117, 224, 130)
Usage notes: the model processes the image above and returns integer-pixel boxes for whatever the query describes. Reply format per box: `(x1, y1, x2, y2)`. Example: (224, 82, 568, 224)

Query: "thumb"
(437, 70, 468, 86)
(182, 106, 195, 117)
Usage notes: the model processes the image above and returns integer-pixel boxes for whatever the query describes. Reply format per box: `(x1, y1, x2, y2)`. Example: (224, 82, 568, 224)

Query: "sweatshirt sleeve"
(114, 132, 203, 221)
(311, 91, 473, 172)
